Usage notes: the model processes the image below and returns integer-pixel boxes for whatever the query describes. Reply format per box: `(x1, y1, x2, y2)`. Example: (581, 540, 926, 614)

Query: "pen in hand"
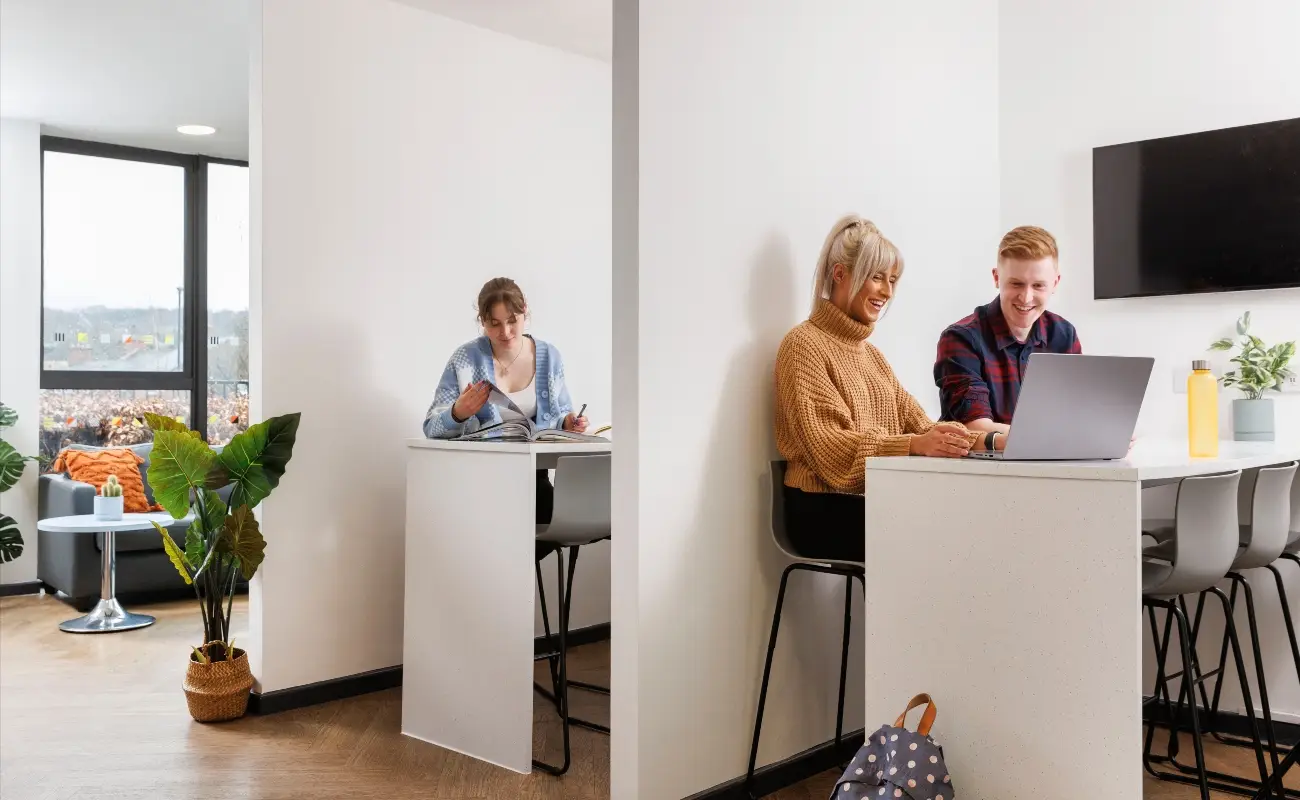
(577, 403, 587, 419)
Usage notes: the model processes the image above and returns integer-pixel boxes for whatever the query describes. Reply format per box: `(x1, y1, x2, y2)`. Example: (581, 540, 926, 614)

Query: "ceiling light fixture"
(177, 125, 216, 136)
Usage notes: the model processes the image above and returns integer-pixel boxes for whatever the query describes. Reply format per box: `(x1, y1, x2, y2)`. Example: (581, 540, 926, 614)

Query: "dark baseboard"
(682, 730, 864, 800)
(249, 665, 402, 715)
(0, 581, 45, 598)
(534, 621, 610, 658)
(1145, 698, 1300, 747)
(250, 621, 612, 716)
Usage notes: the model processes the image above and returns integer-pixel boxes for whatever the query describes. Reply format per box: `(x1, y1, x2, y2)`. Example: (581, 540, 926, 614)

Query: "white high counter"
(401, 438, 611, 773)
(862, 439, 1300, 800)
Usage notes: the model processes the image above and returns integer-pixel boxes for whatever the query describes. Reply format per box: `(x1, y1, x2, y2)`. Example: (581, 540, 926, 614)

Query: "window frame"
(39, 136, 249, 437)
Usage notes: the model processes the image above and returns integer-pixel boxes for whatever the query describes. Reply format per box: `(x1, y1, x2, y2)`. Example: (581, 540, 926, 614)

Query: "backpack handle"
(893, 693, 938, 736)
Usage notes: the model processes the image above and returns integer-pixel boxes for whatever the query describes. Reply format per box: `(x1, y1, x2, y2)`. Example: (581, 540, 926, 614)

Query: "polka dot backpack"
(832, 693, 956, 800)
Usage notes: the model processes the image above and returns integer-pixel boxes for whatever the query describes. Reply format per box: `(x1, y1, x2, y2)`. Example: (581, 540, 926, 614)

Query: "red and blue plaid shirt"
(934, 297, 1081, 425)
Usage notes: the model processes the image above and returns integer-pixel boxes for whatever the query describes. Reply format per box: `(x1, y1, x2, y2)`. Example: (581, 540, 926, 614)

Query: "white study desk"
(862, 439, 1300, 800)
(401, 437, 612, 773)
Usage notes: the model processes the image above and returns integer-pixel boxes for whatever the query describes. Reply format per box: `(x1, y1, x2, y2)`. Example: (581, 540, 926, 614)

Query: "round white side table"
(37, 512, 192, 633)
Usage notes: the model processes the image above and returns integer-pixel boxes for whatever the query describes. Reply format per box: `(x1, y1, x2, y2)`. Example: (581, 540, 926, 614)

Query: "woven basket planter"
(184, 643, 254, 722)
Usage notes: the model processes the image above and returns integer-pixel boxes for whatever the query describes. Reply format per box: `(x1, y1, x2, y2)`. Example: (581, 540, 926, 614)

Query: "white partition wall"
(250, 0, 610, 693)
(0, 119, 42, 587)
(613, 2, 1000, 797)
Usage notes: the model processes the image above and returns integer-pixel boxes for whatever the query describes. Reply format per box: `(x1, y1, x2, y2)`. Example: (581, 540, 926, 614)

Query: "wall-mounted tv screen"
(1092, 117, 1300, 299)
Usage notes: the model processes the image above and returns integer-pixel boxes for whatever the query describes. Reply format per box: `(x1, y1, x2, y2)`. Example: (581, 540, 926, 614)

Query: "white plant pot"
(1232, 398, 1275, 442)
(94, 495, 124, 521)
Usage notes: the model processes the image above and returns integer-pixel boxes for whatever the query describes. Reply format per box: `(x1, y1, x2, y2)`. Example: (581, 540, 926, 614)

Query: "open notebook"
(453, 384, 609, 443)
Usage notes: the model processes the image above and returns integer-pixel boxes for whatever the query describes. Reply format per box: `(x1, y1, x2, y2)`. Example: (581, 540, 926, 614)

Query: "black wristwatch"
(984, 431, 997, 451)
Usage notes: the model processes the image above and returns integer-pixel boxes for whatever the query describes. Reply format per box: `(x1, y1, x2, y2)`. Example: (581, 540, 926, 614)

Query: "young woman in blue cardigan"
(423, 277, 589, 522)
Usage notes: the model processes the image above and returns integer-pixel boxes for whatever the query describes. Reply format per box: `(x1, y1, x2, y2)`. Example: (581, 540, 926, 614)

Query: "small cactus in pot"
(94, 474, 125, 520)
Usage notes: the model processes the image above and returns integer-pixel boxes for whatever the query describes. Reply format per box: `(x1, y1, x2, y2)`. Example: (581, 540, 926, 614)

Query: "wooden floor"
(1, 593, 1295, 799)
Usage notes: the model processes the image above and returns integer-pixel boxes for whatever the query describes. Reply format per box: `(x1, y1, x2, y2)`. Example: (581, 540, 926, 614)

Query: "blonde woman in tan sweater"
(774, 215, 1005, 561)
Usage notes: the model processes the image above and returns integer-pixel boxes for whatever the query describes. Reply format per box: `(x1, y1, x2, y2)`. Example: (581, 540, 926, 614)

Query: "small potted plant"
(94, 474, 125, 520)
(1210, 312, 1296, 442)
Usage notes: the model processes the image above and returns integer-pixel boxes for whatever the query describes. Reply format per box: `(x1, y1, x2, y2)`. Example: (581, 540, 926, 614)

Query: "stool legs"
(1164, 587, 1280, 798)
(1144, 596, 1211, 800)
(746, 563, 795, 797)
(745, 563, 862, 799)
(534, 545, 610, 738)
(1265, 564, 1300, 688)
(532, 546, 571, 776)
(834, 574, 853, 748)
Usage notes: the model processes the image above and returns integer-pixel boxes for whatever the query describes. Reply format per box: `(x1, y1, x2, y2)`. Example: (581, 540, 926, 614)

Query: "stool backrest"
(769, 461, 801, 560)
(1154, 470, 1242, 597)
(548, 455, 612, 542)
(1235, 460, 1298, 570)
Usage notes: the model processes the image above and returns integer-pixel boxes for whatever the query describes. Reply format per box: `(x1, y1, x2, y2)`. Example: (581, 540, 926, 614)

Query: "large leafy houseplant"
(0, 403, 43, 564)
(1210, 312, 1296, 399)
(144, 411, 300, 662)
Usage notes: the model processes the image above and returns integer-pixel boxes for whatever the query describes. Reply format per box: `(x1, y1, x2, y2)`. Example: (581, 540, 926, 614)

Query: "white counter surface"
(867, 438, 1300, 483)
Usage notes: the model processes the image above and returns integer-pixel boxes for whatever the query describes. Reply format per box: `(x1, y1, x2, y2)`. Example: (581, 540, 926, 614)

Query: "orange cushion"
(51, 448, 161, 514)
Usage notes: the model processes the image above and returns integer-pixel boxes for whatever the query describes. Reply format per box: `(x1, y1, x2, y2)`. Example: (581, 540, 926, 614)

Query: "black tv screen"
(1092, 117, 1300, 299)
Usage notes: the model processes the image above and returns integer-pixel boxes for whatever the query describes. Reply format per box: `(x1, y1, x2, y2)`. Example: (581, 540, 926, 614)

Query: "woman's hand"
(563, 413, 589, 433)
(910, 422, 972, 458)
(452, 381, 491, 422)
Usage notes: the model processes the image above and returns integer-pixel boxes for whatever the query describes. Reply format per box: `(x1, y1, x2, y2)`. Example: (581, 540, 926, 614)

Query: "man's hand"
(910, 423, 972, 458)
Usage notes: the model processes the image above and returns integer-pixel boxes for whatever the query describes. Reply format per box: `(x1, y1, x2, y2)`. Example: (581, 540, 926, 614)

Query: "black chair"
(745, 461, 864, 798)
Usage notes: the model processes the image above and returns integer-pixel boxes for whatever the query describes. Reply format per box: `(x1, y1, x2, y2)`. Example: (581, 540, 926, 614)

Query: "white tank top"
(501, 380, 537, 422)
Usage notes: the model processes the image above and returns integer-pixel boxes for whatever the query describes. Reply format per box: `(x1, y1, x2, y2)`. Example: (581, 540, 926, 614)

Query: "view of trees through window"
(38, 141, 249, 463)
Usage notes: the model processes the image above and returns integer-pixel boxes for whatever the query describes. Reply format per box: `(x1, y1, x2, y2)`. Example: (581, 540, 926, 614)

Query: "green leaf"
(184, 523, 205, 568)
(1237, 312, 1251, 335)
(196, 489, 227, 532)
(0, 403, 17, 429)
(146, 430, 217, 518)
(204, 462, 231, 491)
(0, 513, 23, 564)
(218, 413, 301, 510)
(1209, 338, 1234, 351)
(153, 521, 193, 585)
(218, 505, 266, 581)
(142, 412, 203, 440)
(0, 440, 25, 494)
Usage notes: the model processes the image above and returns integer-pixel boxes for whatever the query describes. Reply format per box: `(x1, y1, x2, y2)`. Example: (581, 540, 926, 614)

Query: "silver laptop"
(968, 353, 1153, 461)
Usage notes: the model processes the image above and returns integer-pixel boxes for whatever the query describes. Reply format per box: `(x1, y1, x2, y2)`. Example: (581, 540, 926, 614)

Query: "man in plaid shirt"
(934, 226, 1080, 434)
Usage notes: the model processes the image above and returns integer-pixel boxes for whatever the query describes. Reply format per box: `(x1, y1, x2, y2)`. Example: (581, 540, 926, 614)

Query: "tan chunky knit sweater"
(775, 300, 979, 495)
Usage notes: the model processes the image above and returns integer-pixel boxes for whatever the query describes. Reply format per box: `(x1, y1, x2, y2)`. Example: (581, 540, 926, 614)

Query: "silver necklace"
(495, 343, 526, 375)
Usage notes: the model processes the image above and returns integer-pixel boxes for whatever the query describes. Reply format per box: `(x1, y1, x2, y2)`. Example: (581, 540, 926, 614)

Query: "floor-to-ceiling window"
(39, 137, 249, 462)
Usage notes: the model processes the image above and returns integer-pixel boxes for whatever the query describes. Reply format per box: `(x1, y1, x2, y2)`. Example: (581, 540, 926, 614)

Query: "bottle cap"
(1192, 359, 1210, 371)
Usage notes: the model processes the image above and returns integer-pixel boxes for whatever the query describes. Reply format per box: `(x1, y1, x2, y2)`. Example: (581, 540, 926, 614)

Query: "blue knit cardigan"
(423, 336, 575, 439)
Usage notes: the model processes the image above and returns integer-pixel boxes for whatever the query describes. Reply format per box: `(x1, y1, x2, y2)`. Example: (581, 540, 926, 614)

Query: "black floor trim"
(534, 621, 610, 658)
(249, 666, 403, 715)
(682, 730, 865, 800)
(1144, 697, 1300, 747)
(249, 622, 612, 716)
(0, 581, 44, 598)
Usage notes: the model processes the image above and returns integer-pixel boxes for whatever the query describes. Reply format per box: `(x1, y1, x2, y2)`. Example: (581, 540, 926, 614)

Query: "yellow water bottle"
(1187, 359, 1219, 458)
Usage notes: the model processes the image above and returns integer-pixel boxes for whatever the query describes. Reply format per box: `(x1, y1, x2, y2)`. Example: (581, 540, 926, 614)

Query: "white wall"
(251, 0, 611, 692)
(616, 2, 1000, 796)
(1000, 0, 1300, 722)
(0, 118, 42, 585)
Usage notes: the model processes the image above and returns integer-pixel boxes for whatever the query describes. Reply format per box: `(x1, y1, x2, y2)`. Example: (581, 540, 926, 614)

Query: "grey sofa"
(37, 442, 243, 611)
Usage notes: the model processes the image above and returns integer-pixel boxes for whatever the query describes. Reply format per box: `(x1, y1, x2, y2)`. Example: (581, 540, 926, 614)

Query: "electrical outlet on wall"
(1172, 368, 1188, 393)
(1281, 372, 1300, 394)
